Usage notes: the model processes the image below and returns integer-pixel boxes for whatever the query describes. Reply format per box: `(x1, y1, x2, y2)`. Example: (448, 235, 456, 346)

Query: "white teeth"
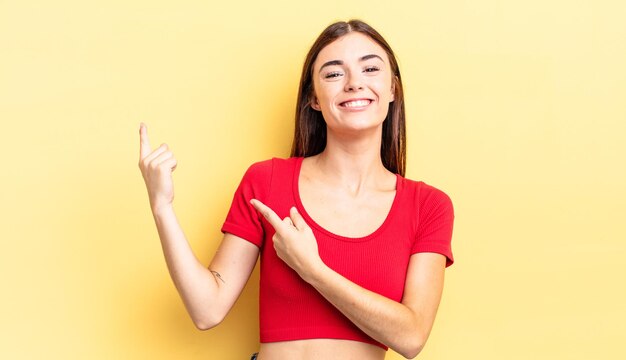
(342, 99, 371, 108)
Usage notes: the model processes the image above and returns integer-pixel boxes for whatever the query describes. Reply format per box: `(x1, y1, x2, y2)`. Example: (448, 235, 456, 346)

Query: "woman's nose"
(344, 72, 364, 92)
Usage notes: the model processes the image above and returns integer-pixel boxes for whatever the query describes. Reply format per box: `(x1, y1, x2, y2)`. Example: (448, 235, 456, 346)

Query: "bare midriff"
(257, 339, 386, 360)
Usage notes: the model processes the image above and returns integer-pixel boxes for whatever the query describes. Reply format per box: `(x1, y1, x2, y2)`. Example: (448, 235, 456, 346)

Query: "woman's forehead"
(315, 32, 389, 67)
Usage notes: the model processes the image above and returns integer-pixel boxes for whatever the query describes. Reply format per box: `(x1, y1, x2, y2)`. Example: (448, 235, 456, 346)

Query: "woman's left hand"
(250, 199, 324, 281)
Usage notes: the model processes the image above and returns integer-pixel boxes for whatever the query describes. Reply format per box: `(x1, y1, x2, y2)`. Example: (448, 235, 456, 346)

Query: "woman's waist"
(258, 338, 386, 360)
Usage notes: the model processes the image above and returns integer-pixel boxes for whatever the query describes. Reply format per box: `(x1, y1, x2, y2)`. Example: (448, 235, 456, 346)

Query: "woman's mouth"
(339, 99, 373, 108)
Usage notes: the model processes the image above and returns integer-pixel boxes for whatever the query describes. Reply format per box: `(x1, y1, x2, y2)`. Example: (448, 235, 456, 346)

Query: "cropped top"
(221, 157, 454, 350)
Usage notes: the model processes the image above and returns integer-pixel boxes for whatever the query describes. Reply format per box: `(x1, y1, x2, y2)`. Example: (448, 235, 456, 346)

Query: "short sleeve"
(411, 184, 455, 267)
(220, 160, 273, 247)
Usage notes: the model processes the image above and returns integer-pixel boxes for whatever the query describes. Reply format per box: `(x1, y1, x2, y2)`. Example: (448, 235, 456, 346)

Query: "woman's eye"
(364, 66, 380, 73)
(324, 72, 342, 79)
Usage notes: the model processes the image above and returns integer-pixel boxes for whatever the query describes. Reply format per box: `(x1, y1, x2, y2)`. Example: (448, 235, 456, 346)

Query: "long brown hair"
(290, 19, 406, 176)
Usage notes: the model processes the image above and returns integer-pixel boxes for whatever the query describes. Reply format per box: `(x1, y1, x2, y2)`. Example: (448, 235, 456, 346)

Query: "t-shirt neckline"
(291, 156, 402, 242)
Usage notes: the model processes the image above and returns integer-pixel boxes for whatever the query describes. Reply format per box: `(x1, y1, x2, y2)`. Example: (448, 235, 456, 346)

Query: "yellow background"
(1, 1, 625, 359)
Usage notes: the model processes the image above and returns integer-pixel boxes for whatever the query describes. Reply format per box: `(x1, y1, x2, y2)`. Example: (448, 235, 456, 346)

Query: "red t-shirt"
(221, 157, 454, 350)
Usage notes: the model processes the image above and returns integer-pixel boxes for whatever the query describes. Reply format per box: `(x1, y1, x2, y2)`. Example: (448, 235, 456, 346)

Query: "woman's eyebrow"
(360, 54, 383, 62)
(318, 54, 384, 73)
(319, 60, 343, 72)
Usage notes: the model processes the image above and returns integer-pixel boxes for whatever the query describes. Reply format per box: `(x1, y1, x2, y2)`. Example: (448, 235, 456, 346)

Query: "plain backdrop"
(1, 1, 625, 359)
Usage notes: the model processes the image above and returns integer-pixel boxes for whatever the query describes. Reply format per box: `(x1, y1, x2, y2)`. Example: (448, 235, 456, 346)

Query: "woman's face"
(311, 32, 395, 135)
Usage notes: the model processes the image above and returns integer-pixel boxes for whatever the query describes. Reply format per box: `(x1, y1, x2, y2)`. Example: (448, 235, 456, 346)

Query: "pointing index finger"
(250, 199, 285, 231)
(139, 123, 152, 159)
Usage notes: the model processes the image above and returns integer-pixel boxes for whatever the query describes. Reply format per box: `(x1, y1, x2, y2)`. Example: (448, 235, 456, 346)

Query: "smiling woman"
(292, 20, 406, 177)
(310, 33, 395, 138)
(139, 19, 454, 360)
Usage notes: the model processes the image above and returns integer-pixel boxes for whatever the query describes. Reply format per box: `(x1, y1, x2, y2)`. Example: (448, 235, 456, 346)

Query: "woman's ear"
(310, 96, 321, 111)
(390, 76, 397, 103)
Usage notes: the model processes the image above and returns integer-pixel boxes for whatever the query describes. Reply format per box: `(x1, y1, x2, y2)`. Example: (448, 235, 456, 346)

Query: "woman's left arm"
(251, 200, 447, 359)
(310, 251, 445, 359)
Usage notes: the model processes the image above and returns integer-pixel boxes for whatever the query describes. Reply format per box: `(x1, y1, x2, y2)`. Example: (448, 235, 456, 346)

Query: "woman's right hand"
(138, 123, 178, 212)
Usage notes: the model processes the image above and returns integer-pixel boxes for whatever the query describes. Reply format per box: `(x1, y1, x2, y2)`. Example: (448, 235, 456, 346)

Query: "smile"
(340, 99, 373, 108)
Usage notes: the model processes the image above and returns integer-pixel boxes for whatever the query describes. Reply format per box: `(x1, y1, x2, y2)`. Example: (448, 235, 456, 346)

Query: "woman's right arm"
(138, 123, 259, 330)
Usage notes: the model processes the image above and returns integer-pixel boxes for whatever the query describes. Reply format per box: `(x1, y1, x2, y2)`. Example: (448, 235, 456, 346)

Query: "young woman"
(139, 20, 454, 360)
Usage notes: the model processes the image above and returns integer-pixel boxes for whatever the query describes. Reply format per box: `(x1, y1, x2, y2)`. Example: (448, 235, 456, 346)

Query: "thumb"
(139, 123, 152, 160)
(289, 207, 308, 231)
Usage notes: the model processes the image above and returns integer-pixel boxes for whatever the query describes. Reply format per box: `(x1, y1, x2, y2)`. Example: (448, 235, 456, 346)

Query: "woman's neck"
(310, 130, 392, 195)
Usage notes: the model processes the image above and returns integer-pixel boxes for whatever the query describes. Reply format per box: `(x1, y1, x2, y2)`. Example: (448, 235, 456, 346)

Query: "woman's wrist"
(302, 260, 332, 287)
(151, 201, 174, 218)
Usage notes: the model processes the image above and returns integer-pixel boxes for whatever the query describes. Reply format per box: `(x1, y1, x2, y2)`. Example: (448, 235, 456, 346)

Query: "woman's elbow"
(191, 311, 226, 331)
(399, 343, 424, 359)
(397, 335, 426, 359)
(193, 320, 214, 331)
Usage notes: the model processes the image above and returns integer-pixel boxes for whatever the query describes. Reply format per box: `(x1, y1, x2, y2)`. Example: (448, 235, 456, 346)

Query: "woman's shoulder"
(243, 156, 302, 178)
(398, 175, 453, 206)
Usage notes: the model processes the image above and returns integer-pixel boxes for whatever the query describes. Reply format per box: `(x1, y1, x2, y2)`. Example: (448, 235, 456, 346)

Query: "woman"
(139, 20, 454, 360)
